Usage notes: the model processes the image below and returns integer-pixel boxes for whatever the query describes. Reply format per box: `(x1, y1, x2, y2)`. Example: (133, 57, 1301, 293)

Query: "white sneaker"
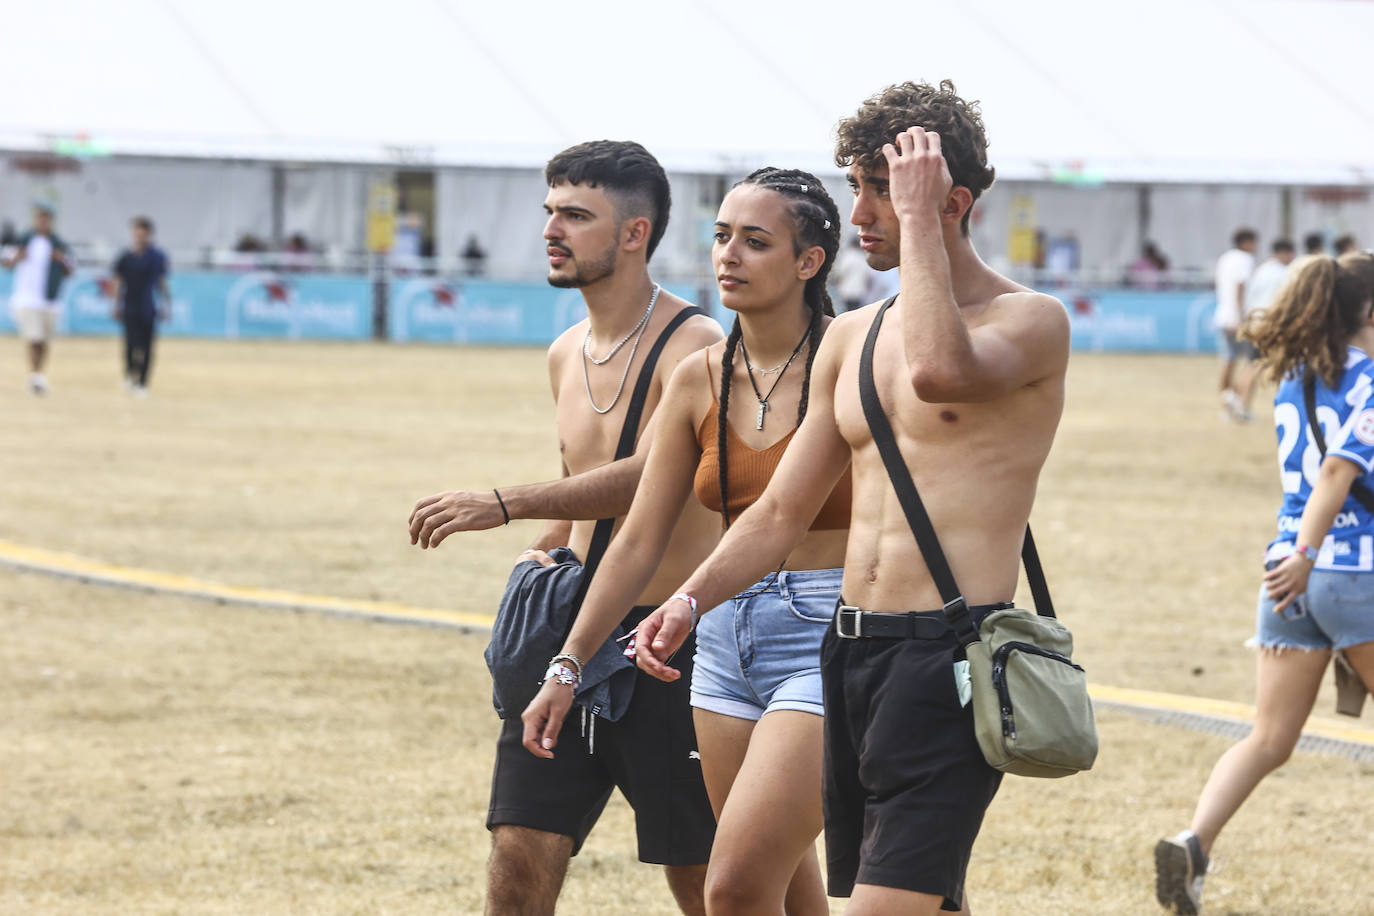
(132, 385, 149, 399)
(1220, 390, 1244, 423)
(1155, 830, 1208, 914)
(28, 373, 48, 396)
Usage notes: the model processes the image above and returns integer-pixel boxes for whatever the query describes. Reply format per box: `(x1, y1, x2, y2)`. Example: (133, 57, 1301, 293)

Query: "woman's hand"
(634, 599, 694, 682)
(1264, 554, 1313, 615)
(521, 678, 575, 759)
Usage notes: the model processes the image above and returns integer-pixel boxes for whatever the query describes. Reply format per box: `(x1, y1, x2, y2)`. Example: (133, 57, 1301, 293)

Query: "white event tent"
(1, 0, 1371, 279)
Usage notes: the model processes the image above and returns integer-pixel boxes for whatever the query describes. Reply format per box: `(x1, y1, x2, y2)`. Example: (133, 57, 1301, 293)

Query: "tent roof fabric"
(3, 0, 1372, 184)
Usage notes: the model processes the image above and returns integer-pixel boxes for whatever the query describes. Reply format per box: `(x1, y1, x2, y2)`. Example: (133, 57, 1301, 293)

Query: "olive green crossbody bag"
(859, 297, 1098, 778)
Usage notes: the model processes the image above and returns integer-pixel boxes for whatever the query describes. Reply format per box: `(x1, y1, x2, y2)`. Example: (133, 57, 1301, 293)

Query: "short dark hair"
(1334, 234, 1357, 254)
(834, 80, 995, 234)
(544, 140, 671, 261)
(1272, 238, 1295, 254)
(132, 216, 154, 233)
(1304, 232, 1325, 254)
(1233, 228, 1258, 247)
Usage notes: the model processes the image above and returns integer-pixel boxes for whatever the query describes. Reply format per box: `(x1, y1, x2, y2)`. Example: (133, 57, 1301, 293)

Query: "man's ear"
(622, 217, 652, 253)
(942, 187, 974, 226)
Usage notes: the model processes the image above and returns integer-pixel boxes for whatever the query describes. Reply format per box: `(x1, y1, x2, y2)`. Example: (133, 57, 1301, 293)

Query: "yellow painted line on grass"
(1090, 683, 1374, 746)
(3, 537, 1373, 749)
(0, 538, 496, 632)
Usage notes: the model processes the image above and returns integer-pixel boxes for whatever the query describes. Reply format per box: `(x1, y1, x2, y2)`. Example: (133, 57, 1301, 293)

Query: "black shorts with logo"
(487, 607, 715, 865)
(820, 607, 1005, 911)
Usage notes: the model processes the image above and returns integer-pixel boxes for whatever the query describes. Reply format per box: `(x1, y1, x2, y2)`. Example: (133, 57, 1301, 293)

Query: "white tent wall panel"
(1148, 186, 1285, 274)
(970, 183, 1142, 276)
(436, 168, 559, 279)
(1, 159, 273, 260)
(282, 166, 369, 255)
(1290, 193, 1374, 251)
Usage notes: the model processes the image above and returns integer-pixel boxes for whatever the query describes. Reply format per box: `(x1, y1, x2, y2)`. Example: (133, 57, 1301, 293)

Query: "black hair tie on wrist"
(493, 488, 511, 525)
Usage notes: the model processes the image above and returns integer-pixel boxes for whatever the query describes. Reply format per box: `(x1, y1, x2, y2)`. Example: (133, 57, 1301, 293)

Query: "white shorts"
(14, 307, 58, 342)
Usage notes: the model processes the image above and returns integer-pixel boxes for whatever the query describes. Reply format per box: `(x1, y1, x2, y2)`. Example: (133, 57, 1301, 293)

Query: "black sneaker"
(1155, 830, 1208, 914)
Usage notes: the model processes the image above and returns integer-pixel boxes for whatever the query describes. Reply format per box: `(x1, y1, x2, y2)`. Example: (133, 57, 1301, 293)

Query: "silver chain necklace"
(583, 284, 659, 365)
(581, 284, 661, 415)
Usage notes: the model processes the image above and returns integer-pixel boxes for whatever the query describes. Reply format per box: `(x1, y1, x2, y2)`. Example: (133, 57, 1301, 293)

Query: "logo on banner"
(225, 272, 359, 337)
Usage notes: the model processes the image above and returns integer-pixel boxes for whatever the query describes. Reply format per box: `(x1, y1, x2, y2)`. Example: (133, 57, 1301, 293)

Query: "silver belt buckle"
(836, 604, 862, 639)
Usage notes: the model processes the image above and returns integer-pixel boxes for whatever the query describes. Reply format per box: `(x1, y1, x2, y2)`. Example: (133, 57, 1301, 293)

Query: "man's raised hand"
(882, 126, 953, 226)
(408, 489, 505, 548)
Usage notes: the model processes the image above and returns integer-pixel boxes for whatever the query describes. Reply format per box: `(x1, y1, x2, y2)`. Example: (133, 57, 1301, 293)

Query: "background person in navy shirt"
(111, 216, 169, 396)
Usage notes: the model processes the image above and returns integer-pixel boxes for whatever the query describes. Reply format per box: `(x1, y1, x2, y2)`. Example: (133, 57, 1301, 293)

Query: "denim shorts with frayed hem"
(1254, 569, 1374, 652)
(689, 567, 839, 721)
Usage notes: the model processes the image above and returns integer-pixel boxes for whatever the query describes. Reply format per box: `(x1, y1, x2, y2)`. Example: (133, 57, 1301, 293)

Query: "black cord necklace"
(739, 327, 810, 430)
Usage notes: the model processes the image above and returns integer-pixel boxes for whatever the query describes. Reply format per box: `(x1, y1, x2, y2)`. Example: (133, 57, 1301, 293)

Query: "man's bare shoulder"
(655, 291, 724, 361)
(984, 289, 1071, 340)
(547, 320, 588, 368)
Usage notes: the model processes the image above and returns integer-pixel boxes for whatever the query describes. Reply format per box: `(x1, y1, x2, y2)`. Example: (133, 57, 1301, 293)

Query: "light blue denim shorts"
(689, 567, 840, 721)
(1255, 569, 1374, 651)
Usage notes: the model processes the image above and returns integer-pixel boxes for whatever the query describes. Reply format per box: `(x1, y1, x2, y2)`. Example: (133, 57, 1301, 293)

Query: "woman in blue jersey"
(1155, 251, 1374, 915)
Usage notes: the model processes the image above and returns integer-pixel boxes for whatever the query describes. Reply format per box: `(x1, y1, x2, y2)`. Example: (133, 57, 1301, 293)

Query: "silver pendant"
(755, 400, 768, 430)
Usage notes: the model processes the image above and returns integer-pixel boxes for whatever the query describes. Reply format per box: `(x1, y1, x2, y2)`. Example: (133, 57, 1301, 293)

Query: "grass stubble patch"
(2, 339, 1372, 914)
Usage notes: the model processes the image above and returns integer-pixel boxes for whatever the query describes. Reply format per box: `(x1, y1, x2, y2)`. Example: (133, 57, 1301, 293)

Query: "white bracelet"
(671, 592, 700, 632)
(542, 663, 580, 690)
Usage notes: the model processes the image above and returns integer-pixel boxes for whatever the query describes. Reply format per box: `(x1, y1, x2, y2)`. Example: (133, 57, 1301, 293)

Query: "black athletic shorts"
(820, 606, 1005, 911)
(487, 607, 716, 865)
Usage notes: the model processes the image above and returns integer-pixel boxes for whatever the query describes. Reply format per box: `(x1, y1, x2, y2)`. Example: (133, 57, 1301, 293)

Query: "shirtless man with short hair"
(409, 140, 721, 915)
(629, 82, 1070, 916)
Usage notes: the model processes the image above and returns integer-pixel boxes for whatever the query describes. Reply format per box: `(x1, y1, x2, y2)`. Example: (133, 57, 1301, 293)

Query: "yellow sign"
(366, 182, 398, 253)
(1007, 194, 1037, 267)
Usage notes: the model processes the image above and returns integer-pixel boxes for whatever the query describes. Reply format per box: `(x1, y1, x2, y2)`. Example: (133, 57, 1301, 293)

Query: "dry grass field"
(3, 337, 1373, 915)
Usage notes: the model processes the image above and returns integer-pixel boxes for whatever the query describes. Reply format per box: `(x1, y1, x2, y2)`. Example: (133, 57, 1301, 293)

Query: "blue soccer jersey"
(1267, 346, 1374, 572)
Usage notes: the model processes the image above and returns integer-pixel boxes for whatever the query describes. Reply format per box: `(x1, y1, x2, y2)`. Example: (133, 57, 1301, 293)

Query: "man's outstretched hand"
(409, 489, 505, 548)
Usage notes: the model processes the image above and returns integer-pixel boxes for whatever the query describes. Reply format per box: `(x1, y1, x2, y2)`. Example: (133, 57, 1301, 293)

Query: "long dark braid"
(717, 167, 841, 529)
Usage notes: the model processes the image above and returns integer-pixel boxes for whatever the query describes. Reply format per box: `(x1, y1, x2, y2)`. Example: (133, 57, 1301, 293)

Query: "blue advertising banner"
(387, 278, 709, 345)
(1061, 289, 1221, 353)
(1, 269, 1223, 353)
(1, 269, 372, 340)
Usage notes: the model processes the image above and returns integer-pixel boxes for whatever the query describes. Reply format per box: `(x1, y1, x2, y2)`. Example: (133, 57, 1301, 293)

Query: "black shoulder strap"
(857, 297, 1056, 642)
(1303, 372, 1374, 515)
(574, 305, 707, 604)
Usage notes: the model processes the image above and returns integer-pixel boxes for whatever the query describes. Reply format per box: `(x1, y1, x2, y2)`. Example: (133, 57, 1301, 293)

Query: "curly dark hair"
(834, 80, 995, 234)
(544, 140, 671, 261)
(1243, 252, 1374, 388)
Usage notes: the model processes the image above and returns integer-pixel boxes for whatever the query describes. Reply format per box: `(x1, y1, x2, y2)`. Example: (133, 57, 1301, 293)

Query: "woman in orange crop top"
(524, 167, 850, 913)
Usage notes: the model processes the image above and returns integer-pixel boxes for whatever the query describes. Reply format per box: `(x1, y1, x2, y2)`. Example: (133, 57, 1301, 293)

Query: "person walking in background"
(1334, 234, 1358, 256)
(1230, 237, 1297, 419)
(1155, 252, 1374, 915)
(111, 216, 170, 397)
(2, 204, 72, 395)
(833, 234, 873, 312)
(1214, 228, 1258, 422)
(1303, 232, 1325, 256)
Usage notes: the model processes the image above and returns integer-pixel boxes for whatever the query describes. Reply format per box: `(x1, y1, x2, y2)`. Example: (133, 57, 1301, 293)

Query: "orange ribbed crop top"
(692, 352, 852, 530)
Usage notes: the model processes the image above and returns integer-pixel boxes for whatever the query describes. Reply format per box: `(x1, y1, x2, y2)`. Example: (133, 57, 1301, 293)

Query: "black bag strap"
(573, 304, 707, 606)
(857, 297, 1056, 643)
(1302, 371, 1374, 515)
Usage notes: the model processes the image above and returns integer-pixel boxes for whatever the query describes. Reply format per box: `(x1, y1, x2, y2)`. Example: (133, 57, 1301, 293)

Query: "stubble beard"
(547, 242, 619, 289)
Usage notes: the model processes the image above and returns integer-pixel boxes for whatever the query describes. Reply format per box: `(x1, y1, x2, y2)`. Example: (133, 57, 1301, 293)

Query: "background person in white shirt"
(1233, 237, 1297, 420)
(2, 204, 72, 395)
(1214, 227, 1258, 421)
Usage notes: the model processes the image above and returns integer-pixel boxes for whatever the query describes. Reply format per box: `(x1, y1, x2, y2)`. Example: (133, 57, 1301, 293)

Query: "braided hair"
(717, 167, 841, 528)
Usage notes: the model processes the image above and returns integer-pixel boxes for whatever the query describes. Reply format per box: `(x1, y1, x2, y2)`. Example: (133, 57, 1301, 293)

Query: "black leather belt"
(833, 602, 1013, 640)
